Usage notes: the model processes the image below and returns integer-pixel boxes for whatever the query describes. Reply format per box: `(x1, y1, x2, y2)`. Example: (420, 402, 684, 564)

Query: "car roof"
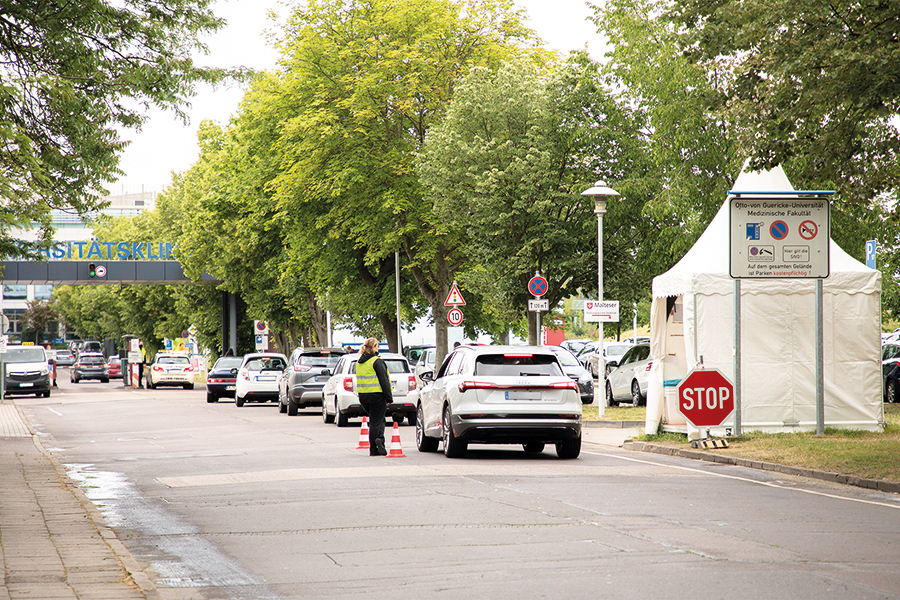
(242, 352, 288, 360)
(345, 352, 407, 361)
(454, 345, 557, 356)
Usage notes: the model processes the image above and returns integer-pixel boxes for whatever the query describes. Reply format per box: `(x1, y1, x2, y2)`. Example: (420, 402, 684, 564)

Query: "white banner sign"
(584, 300, 619, 323)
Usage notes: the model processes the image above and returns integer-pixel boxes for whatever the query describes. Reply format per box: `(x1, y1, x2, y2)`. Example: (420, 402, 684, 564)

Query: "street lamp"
(581, 181, 620, 412)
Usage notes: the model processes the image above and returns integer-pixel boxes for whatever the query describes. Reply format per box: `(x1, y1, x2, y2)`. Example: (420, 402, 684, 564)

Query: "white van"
(3, 345, 51, 397)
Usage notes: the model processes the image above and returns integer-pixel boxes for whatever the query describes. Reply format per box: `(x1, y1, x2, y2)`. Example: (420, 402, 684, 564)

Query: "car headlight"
(578, 371, 592, 384)
(40, 368, 49, 376)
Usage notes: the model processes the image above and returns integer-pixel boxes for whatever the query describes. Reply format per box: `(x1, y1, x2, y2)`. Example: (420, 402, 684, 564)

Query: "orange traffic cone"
(357, 416, 370, 450)
(387, 421, 406, 458)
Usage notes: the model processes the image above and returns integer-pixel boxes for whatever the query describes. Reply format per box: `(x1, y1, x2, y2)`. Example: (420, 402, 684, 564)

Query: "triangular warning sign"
(444, 283, 466, 306)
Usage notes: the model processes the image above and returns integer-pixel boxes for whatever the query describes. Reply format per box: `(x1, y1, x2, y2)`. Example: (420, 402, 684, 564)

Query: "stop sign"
(677, 368, 735, 428)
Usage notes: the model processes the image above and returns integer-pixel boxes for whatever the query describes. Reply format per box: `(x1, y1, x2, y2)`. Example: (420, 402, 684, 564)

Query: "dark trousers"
(359, 392, 388, 454)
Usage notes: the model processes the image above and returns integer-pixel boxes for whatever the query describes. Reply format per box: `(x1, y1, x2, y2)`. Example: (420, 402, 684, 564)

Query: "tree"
(20, 299, 58, 345)
(270, 0, 542, 364)
(668, 0, 900, 206)
(418, 57, 649, 344)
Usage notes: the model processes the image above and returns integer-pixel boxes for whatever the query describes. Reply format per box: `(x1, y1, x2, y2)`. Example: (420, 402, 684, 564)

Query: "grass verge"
(628, 403, 900, 483)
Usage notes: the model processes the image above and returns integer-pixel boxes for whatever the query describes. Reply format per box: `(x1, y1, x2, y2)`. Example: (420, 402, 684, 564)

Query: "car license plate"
(257, 376, 275, 382)
(315, 376, 328, 382)
(225, 385, 235, 391)
(20, 382, 33, 387)
(505, 391, 541, 401)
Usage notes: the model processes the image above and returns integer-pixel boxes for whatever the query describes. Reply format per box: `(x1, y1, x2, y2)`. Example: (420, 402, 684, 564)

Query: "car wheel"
(336, 408, 349, 427)
(184, 383, 194, 390)
(406, 409, 417, 427)
(102, 378, 109, 384)
(236, 395, 245, 407)
(288, 398, 299, 416)
(887, 380, 897, 404)
(523, 442, 545, 453)
(631, 380, 644, 407)
(590, 361, 597, 378)
(279, 396, 287, 413)
(72, 377, 79, 384)
(416, 405, 439, 452)
(442, 405, 466, 458)
(556, 435, 581, 459)
(42, 390, 50, 398)
(207, 392, 218, 403)
(606, 381, 616, 407)
(322, 399, 335, 424)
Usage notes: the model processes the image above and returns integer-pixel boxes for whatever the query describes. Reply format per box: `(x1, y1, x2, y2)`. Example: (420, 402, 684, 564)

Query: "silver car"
(605, 343, 652, 407)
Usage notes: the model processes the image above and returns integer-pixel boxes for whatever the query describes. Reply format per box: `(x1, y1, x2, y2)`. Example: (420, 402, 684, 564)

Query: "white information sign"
(730, 196, 830, 279)
(528, 299, 549, 312)
(584, 300, 619, 323)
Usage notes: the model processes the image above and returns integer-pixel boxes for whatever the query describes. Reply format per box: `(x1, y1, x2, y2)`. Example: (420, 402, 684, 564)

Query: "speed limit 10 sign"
(447, 308, 464, 326)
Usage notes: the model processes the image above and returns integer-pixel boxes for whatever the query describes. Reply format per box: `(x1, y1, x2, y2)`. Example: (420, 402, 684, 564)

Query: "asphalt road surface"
(15, 373, 900, 600)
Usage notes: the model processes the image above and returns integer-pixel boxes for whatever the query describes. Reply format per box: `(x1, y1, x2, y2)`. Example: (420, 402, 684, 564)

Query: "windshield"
(158, 356, 190, 365)
(4, 347, 46, 363)
(551, 348, 580, 367)
(214, 357, 243, 369)
(350, 358, 409, 374)
(245, 356, 286, 371)
(474, 354, 563, 377)
(79, 356, 106, 366)
(606, 344, 631, 356)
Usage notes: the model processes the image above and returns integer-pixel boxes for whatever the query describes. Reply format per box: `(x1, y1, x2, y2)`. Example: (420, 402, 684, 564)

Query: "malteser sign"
(729, 196, 830, 279)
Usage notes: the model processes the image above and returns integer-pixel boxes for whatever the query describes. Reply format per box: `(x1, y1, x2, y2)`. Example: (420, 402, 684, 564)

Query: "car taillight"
(343, 377, 354, 392)
(297, 364, 311, 372)
(152, 365, 164, 372)
(240, 368, 249, 380)
(503, 352, 533, 358)
(551, 381, 578, 391)
(458, 380, 496, 393)
(409, 375, 417, 389)
(645, 361, 653, 372)
(185, 366, 194, 372)
(74, 363, 82, 368)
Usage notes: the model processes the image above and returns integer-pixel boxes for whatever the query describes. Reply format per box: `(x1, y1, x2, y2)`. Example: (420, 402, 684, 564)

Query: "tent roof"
(652, 165, 877, 298)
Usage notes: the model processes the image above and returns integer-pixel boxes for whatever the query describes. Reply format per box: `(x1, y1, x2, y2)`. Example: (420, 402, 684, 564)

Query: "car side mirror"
(421, 371, 434, 383)
(230, 368, 238, 375)
(321, 368, 331, 376)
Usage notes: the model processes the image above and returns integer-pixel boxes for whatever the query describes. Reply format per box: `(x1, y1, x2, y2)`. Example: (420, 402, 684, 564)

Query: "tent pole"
(816, 279, 824, 434)
(733, 279, 742, 436)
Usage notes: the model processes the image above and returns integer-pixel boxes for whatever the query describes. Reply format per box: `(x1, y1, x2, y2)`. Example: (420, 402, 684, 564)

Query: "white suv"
(321, 353, 418, 427)
(417, 345, 582, 459)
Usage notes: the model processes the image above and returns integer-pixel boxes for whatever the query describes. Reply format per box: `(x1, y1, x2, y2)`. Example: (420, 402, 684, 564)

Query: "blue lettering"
(117, 242, 130, 259)
(86, 240, 102, 259)
(103, 242, 116, 259)
(73, 241, 86, 258)
(132, 242, 145, 259)
(66, 242, 72, 259)
(147, 241, 158, 259)
(164, 242, 174, 260)
(51, 244, 66, 259)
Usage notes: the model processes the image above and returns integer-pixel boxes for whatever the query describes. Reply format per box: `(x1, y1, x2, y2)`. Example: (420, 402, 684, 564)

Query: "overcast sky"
(112, 0, 606, 196)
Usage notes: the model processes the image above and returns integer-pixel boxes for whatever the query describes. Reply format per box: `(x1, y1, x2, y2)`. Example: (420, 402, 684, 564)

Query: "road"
(14, 373, 900, 600)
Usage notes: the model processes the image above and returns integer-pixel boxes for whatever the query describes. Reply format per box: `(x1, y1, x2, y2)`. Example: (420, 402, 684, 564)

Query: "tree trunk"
(379, 314, 399, 354)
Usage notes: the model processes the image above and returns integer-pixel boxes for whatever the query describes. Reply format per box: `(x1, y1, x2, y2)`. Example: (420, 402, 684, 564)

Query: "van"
(3, 345, 51, 397)
(81, 341, 103, 355)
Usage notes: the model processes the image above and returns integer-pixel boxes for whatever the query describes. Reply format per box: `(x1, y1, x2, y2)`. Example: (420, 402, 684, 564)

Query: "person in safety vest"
(357, 337, 393, 456)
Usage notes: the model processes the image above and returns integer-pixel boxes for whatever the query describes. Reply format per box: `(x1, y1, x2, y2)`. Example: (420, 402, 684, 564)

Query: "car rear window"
(350, 359, 409, 374)
(299, 353, 343, 368)
(474, 354, 563, 377)
(80, 357, 105, 366)
(245, 357, 286, 371)
(158, 356, 190, 365)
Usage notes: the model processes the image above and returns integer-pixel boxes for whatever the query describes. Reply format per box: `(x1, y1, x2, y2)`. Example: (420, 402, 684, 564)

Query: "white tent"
(645, 165, 883, 436)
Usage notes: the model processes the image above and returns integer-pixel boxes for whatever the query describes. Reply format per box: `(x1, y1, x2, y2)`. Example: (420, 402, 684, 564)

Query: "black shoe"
(374, 439, 387, 456)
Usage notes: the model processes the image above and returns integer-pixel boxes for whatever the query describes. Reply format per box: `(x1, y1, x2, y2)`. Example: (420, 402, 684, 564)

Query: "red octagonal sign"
(677, 368, 735, 428)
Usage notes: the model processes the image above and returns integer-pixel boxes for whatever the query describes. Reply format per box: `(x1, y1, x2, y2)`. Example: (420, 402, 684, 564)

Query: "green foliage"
(0, 0, 237, 260)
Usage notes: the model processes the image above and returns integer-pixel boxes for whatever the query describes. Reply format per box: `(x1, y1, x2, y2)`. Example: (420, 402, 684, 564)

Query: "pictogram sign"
(444, 283, 466, 306)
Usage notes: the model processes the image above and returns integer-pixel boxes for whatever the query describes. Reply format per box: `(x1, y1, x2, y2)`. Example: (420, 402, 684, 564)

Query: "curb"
(624, 440, 900, 495)
(583, 420, 644, 429)
(20, 406, 164, 600)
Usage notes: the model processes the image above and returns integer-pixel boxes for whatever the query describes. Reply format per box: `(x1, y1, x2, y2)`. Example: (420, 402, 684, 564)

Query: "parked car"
(322, 352, 418, 427)
(3, 345, 51, 397)
(621, 336, 650, 345)
(146, 352, 196, 390)
(107, 355, 122, 379)
(605, 343, 652, 407)
(403, 344, 433, 365)
(559, 338, 592, 357)
(575, 341, 599, 371)
(278, 347, 347, 415)
(54, 350, 76, 367)
(71, 352, 109, 384)
(882, 342, 900, 403)
(206, 355, 243, 403)
(235, 352, 288, 407)
(414, 347, 436, 387)
(416, 345, 582, 459)
(602, 342, 634, 375)
(546, 345, 594, 404)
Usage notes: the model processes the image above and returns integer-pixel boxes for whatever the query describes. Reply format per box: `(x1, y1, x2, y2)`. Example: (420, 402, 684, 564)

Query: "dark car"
(547, 345, 595, 404)
(278, 347, 348, 415)
(71, 353, 109, 384)
(206, 355, 243, 403)
(883, 342, 900, 403)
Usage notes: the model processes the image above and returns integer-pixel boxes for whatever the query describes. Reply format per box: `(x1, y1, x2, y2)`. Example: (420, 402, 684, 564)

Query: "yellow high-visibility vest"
(356, 357, 382, 393)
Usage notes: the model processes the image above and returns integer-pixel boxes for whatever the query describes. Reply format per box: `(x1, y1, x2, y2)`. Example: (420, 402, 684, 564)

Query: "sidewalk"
(0, 402, 161, 600)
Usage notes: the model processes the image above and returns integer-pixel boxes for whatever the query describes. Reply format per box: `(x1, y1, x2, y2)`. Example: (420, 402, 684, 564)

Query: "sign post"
(527, 274, 549, 345)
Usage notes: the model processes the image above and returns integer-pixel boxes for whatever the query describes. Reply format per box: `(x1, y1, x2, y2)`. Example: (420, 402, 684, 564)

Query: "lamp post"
(581, 181, 620, 411)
